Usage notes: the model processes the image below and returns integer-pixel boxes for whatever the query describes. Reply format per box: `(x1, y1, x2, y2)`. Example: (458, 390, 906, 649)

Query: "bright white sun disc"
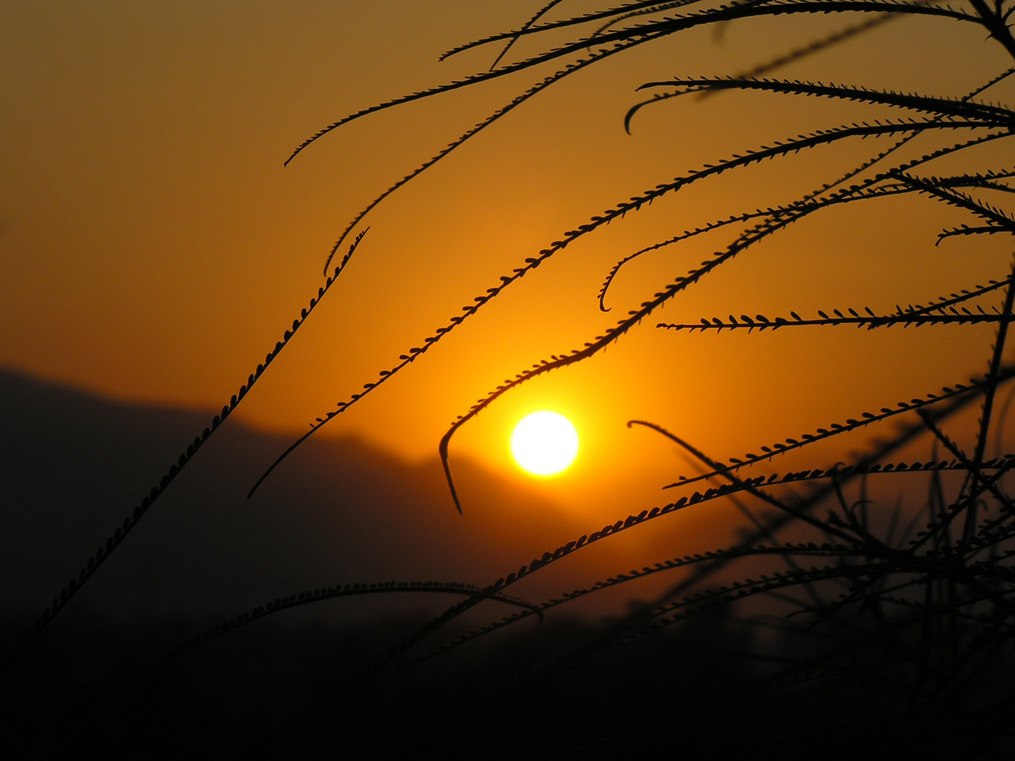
(511, 411, 579, 477)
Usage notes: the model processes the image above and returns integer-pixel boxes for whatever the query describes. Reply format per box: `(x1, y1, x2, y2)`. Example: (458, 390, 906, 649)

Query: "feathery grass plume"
(23, 3, 1015, 757)
(256, 1, 1015, 502)
(245, 4, 1015, 751)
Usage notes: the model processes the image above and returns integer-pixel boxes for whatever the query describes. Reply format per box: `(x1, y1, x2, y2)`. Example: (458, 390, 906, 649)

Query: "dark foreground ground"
(3, 604, 1013, 761)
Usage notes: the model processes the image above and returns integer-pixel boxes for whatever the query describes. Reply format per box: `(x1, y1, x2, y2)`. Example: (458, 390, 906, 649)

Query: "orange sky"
(3, 1, 1013, 526)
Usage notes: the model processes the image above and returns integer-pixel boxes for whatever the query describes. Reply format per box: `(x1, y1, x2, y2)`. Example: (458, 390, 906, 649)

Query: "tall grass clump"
(6, 1, 1015, 759)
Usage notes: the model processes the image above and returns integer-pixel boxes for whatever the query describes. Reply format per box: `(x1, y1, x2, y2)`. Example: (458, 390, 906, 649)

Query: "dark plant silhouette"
(6, 2, 1015, 758)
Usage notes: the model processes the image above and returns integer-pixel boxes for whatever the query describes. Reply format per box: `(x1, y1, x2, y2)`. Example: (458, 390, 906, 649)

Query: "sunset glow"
(6, 3, 1015, 757)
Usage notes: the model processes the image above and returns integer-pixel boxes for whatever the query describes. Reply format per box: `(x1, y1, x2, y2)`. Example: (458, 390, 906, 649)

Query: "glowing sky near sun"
(3, 1, 1012, 520)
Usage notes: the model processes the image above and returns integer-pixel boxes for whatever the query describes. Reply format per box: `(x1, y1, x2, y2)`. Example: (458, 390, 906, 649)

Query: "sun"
(510, 410, 579, 477)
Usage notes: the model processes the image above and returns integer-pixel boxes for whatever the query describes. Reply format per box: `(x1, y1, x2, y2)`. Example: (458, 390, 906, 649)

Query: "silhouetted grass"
(5, 2, 1015, 758)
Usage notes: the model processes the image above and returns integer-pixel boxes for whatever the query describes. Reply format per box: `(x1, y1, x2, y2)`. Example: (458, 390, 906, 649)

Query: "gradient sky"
(4, 1, 1013, 526)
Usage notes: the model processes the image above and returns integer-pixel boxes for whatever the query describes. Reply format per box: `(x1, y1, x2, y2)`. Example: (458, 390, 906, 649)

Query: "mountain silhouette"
(0, 366, 597, 641)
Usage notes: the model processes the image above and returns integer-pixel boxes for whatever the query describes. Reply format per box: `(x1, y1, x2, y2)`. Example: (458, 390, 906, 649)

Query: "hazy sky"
(4, 1, 1012, 521)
